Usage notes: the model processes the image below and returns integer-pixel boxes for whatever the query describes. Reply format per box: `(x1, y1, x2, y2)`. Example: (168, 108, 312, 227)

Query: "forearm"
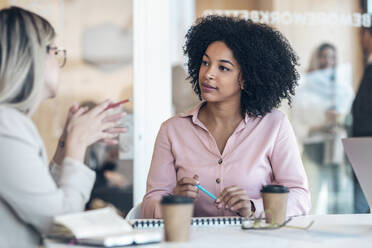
(65, 138, 86, 162)
(52, 138, 66, 165)
(53, 135, 87, 164)
(250, 187, 310, 219)
(286, 187, 311, 216)
(141, 194, 163, 219)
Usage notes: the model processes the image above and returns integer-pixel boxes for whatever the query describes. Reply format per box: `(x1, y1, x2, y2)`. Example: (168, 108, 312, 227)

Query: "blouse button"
(216, 178, 221, 184)
(218, 159, 223, 165)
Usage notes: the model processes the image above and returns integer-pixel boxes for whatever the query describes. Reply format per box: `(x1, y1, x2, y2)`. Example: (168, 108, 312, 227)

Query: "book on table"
(47, 207, 162, 247)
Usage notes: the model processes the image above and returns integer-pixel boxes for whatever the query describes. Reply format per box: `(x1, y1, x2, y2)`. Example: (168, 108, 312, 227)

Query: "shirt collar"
(179, 102, 205, 126)
(180, 101, 250, 127)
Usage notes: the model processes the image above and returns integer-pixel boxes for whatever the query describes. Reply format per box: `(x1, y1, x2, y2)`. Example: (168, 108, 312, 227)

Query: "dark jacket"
(352, 64, 372, 137)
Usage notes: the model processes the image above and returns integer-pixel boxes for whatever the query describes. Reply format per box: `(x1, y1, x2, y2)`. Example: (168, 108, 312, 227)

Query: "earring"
(239, 81, 244, 90)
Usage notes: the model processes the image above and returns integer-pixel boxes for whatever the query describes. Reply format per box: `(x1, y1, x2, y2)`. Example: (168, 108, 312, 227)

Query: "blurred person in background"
(293, 43, 354, 213)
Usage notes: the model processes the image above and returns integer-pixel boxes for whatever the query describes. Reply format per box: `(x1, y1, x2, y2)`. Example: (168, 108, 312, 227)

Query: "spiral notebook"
(130, 216, 244, 228)
(47, 208, 162, 247)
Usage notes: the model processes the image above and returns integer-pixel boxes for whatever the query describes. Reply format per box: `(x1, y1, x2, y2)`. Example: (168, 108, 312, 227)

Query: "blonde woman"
(0, 7, 126, 247)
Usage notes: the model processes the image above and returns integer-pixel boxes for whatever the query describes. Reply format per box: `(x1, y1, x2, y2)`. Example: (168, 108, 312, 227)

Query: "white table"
(45, 214, 372, 248)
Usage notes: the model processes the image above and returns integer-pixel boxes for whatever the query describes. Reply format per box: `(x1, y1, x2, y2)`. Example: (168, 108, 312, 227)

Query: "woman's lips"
(201, 83, 217, 92)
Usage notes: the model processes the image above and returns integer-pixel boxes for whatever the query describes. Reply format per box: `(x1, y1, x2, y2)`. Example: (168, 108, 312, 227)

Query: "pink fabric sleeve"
(251, 115, 311, 217)
(141, 123, 177, 218)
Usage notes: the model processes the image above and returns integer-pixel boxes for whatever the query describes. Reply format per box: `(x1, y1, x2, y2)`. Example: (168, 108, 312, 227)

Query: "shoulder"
(305, 70, 320, 80)
(261, 109, 286, 124)
(160, 114, 193, 132)
(160, 103, 202, 131)
(255, 109, 291, 135)
(0, 106, 40, 145)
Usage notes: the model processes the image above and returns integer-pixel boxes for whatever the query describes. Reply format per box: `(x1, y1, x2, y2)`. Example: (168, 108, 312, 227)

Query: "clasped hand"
(53, 100, 126, 163)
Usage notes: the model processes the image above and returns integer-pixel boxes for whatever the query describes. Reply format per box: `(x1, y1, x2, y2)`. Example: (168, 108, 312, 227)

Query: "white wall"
(170, 0, 195, 66)
(133, 0, 172, 204)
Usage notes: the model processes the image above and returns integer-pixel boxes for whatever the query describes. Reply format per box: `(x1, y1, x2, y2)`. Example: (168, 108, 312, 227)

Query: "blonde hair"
(0, 7, 55, 113)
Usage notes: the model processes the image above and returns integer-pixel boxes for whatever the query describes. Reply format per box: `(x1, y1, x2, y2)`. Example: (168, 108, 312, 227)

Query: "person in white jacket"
(0, 6, 126, 247)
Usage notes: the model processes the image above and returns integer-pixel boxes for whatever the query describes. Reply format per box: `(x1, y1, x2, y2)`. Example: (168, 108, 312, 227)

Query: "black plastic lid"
(161, 195, 194, 205)
(261, 184, 289, 193)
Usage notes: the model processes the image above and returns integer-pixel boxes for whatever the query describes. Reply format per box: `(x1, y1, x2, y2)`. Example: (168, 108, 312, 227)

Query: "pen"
(104, 98, 131, 111)
(196, 184, 217, 201)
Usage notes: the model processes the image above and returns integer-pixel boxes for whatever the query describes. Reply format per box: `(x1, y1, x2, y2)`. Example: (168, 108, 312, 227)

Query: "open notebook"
(130, 216, 244, 228)
(47, 208, 162, 247)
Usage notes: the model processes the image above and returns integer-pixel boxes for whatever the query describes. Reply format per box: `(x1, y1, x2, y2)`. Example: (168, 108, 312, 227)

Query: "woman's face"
(44, 43, 60, 99)
(198, 41, 242, 103)
(318, 47, 336, 69)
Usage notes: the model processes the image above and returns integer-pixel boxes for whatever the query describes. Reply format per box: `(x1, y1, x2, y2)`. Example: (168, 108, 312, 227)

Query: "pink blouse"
(141, 103, 311, 218)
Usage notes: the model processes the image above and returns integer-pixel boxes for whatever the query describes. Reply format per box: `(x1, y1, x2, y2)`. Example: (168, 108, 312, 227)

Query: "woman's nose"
(205, 66, 215, 80)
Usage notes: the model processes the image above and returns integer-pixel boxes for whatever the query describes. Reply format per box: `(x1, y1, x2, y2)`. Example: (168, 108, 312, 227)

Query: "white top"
(292, 66, 354, 143)
(0, 106, 96, 248)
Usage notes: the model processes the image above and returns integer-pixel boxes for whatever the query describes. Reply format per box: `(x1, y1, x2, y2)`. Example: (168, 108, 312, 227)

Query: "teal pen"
(196, 184, 217, 201)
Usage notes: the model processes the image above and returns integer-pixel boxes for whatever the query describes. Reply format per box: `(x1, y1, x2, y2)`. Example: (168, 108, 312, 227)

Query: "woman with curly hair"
(142, 15, 310, 218)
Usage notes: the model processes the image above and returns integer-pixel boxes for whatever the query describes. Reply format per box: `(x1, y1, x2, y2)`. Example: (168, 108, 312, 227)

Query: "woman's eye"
(202, 60, 209, 66)
(219, 65, 230, 71)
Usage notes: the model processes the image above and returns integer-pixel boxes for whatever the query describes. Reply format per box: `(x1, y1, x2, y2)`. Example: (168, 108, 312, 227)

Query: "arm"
(141, 123, 177, 219)
(50, 101, 126, 182)
(250, 115, 311, 217)
(271, 115, 311, 216)
(0, 136, 95, 234)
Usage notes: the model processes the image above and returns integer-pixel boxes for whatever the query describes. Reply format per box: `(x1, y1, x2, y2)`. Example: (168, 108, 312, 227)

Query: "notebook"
(342, 137, 372, 208)
(47, 208, 162, 247)
(130, 216, 244, 228)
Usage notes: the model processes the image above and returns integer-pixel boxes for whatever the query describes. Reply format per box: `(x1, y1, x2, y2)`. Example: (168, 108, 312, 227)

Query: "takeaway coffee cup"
(261, 185, 289, 225)
(161, 195, 194, 242)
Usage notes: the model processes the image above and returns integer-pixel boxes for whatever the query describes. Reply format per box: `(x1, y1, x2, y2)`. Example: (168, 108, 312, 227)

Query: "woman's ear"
(238, 74, 244, 90)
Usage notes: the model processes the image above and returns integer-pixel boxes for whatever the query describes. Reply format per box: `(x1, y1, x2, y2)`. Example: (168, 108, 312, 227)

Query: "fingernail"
(216, 198, 220, 203)
(230, 207, 235, 211)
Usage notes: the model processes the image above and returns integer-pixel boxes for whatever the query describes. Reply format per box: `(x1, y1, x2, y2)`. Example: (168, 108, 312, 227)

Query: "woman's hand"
(64, 100, 126, 162)
(173, 175, 199, 199)
(216, 186, 254, 217)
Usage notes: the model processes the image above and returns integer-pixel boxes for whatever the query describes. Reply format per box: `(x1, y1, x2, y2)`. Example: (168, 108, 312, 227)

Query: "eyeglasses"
(46, 45, 67, 68)
(241, 215, 314, 230)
